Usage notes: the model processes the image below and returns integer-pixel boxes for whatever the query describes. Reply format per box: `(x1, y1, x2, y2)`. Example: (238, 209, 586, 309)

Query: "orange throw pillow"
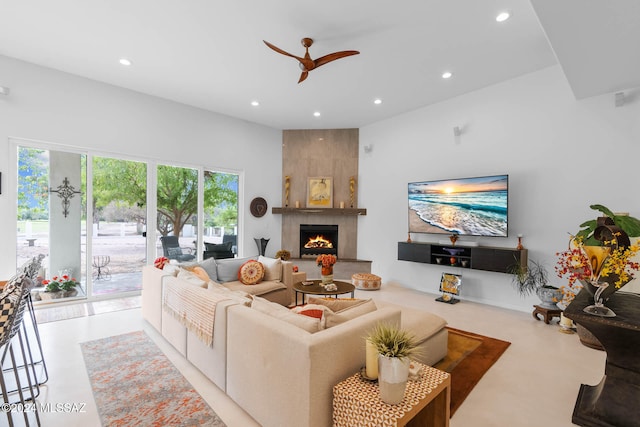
(238, 260, 265, 285)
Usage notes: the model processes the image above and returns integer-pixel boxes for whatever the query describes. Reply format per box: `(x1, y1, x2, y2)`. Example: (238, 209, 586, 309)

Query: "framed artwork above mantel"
(307, 176, 333, 208)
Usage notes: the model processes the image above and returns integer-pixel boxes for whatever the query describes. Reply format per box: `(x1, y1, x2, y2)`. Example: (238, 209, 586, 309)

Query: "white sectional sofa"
(141, 257, 449, 427)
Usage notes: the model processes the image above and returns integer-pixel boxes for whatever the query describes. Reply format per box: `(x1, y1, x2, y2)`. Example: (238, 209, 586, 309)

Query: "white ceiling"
(0, 0, 638, 130)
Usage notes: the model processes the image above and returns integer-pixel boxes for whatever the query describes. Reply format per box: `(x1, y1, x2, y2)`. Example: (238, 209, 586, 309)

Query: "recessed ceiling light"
(496, 11, 510, 22)
(313, 111, 321, 117)
(442, 71, 453, 79)
(119, 58, 132, 66)
(251, 100, 260, 107)
(374, 98, 382, 105)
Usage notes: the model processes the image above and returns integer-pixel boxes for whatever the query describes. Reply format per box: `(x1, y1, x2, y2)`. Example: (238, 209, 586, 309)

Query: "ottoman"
(352, 273, 382, 290)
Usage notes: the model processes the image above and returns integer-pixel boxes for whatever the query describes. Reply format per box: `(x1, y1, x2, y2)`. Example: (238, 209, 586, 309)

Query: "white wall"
(0, 55, 283, 279)
(359, 65, 640, 312)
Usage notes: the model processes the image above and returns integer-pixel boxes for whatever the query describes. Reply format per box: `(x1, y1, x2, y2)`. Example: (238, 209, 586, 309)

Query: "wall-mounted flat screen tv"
(408, 174, 508, 237)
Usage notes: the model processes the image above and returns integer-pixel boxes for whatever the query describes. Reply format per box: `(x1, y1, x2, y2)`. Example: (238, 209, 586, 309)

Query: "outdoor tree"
(92, 159, 237, 236)
(17, 147, 49, 220)
(208, 205, 238, 231)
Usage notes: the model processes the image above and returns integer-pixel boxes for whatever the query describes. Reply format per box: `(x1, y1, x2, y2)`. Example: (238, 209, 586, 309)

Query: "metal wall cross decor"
(50, 177, 81, 218)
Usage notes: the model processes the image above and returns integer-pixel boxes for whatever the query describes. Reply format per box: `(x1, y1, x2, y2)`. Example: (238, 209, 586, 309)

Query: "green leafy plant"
(509, 259, 552, 296)
(576, 204, 640, 245)
(367, 323, 418, 359)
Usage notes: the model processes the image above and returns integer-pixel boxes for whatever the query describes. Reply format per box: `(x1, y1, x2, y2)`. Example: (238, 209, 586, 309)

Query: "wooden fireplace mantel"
(272, 207, 366, 216)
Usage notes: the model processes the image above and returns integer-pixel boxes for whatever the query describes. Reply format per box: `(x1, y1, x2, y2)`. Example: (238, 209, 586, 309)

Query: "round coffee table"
(293, 280, 355, 306)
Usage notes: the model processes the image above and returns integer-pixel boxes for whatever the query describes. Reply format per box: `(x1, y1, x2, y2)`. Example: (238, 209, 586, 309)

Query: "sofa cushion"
(216, 256, 257, 283)
(238, 260, 265, 285)
(207, 282, 252, 306)
(308, 297, 370, 312)
(375, 301, 447, 344)
(323, 299, 377, 328)
(251, 296, 320, 333)
(258, 256, 282, 282)
(223, 280, 285, 297)
(398, 307, 447, 344)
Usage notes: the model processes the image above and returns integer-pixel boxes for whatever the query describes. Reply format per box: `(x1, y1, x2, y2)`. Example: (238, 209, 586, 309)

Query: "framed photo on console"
(436, 272, 462, 304)
(307, 176, 333, 208)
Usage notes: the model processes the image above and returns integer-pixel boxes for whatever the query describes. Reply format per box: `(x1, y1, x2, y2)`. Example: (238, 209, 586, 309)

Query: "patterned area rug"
(434, 327, 511, 416)
(81, 331, 226, 426)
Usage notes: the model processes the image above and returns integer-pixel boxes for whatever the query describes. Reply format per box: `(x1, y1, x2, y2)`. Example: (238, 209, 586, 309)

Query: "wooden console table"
(333, 362, 450, 427)
(564, 289, 640, 427)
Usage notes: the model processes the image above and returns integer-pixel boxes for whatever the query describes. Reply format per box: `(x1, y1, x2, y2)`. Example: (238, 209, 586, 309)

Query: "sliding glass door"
(91, 156, 147, 295)
(15, 141, 242, 303)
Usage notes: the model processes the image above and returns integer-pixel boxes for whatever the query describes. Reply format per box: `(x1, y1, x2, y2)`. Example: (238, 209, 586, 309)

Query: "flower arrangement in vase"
(555, 204, 640, 316)
(316, 254, 337, 284)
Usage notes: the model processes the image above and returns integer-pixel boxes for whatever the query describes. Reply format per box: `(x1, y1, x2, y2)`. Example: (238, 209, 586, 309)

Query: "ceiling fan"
(263, 37, 360, 83)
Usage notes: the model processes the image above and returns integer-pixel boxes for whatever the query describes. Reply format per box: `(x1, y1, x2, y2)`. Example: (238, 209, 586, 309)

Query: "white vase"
(378, 355, 410, 404)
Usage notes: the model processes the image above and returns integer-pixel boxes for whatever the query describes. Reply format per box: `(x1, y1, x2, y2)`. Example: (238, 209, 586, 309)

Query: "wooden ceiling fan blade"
(298, 71, 309, 83)
(313, 50, 360, 68)
(263, 40, 304, 62)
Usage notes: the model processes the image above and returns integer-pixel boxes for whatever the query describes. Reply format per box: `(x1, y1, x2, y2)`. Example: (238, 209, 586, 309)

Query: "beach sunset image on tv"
(408, 174, 508, 237)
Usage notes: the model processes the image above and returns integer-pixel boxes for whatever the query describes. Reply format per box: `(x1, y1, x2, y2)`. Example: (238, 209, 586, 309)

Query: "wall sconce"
(453, 126, 462, 137)
(50, 177, 81, 218)
(0, 86, 10, 96)
(363, 144, 373, 154)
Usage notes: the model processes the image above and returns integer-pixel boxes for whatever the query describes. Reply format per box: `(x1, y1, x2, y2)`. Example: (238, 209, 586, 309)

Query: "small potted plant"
(367, 322, 418, 404)
(275, 249, 291, 261)
(509, 259, 560, 309)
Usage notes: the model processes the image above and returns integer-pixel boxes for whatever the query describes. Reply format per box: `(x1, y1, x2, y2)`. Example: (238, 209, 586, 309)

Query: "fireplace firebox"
(300, 224, 338, 257)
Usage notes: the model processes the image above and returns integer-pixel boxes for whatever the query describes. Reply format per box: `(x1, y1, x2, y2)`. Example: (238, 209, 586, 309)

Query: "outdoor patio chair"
(203, 241, 234, 260)
(160, 236, 196, 262)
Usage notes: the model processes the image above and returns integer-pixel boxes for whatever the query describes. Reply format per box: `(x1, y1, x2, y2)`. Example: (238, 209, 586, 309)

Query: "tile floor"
(10, 284, 605, 426)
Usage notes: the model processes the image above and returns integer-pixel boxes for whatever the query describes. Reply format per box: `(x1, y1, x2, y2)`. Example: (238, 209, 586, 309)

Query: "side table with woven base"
(333, 362, 450, 427)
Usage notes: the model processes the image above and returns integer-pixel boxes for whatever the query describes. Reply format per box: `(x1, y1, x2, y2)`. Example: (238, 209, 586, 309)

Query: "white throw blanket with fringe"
(163, 280, 230, 347)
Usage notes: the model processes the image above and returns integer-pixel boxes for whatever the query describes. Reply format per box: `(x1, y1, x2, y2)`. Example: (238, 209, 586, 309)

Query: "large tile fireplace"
(278, 128, 371, 279)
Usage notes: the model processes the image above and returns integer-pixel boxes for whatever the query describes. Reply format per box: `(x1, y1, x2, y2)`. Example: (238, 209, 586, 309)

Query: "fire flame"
(304, 235, 333, 249)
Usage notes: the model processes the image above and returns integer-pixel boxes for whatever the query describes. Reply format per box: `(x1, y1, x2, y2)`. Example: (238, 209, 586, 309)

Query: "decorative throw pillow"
(252, 296, 321, 333)
(198, 257, 219, 282)
(238, 260, 265, 285)
(258, 256, 282, 282)
(163, 264, 180, 276)
(323, 299, 377, 328)
(154, 256, 169, 269)
(177, 269, 208, 288)
(291, 303, 333, 319)
(187, 266, 210, 282)
(216, 256, 257, 283)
